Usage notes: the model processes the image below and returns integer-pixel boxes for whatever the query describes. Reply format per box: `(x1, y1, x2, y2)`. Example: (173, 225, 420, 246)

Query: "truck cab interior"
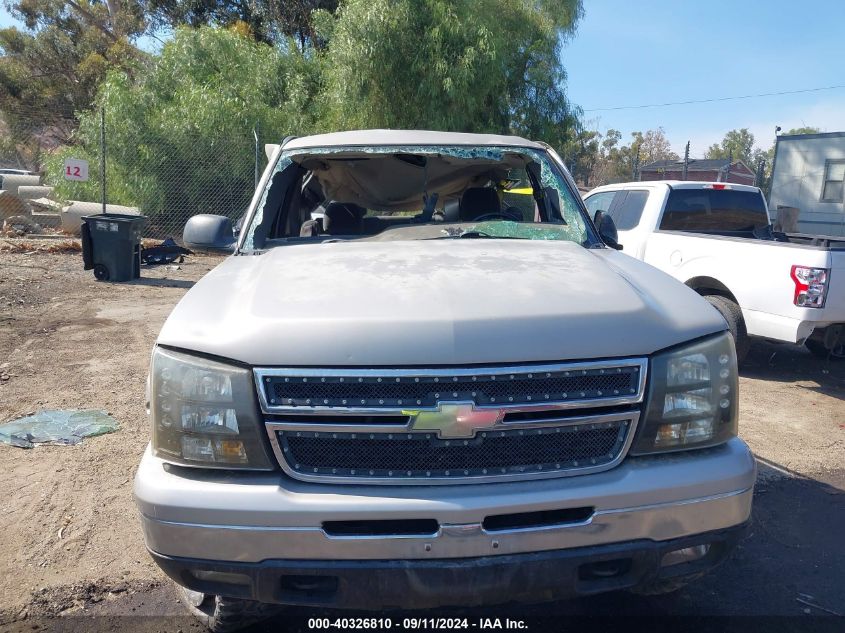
(245, 149, 564, 249)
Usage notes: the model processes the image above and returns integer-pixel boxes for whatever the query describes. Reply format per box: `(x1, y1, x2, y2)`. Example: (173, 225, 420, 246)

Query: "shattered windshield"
(240, 145, 595, 251)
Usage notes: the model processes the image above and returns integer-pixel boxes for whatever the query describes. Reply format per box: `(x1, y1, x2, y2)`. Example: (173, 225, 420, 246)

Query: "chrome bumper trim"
(140, 486, 753, 562)
(136, 438, 757, 563)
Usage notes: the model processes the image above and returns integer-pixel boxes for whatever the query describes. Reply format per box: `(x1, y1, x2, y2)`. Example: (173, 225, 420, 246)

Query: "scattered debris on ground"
(2, 215, 42, 236)
(141, 237, 193, 266)
(0, 578, 161, 623)
(0, 237, 82, 253)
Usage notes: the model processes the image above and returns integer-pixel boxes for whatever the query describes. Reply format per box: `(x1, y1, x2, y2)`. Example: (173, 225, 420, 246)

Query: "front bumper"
(135, 437, 755, 564)
(743, 308, 831, 344)
(152, 524, 748, 608)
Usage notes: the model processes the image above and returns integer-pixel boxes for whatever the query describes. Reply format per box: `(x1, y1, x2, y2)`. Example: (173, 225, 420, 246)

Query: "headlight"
(150, 347, 273, 469)
(631, 332, 738, 454)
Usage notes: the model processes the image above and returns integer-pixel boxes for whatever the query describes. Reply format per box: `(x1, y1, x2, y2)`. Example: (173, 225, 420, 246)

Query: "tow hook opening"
(279, 574, 339, 600)
(661, 543, 711, 567)
(578, 557, 632, 581)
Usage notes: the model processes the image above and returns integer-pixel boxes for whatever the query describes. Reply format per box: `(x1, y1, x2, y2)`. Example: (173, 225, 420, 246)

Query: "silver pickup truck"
(134, 130, 756, 631)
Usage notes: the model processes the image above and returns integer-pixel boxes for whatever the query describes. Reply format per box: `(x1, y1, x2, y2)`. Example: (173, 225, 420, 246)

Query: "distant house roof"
(641, 158, 752, 172)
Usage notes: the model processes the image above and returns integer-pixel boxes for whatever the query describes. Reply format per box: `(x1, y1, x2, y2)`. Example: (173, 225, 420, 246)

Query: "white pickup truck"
(583, 181, 845, 361)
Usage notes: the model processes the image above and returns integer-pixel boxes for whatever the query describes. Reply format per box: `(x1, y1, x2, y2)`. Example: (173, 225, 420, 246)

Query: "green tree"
(562, 125, 600, 186)
(705, 128, 756, 165)
(146, 0, 339, 47)
(637, 127, 678, 164)
(37, 1, 588, 233)
(0, 0, 147, 168)
(0, 1, 147, 116)
(585, 128, 676, 186)
(322, 0, 583, 148)
(781, 126, 821, 136)
(45, 26, 324, 232)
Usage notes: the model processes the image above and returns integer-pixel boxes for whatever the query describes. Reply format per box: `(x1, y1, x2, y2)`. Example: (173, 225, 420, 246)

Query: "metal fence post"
(254, 123, 260, 189)
(100, 106, 106, 214)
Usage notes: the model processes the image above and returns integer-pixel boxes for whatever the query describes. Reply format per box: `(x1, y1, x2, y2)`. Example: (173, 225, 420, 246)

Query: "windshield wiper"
(456, 230, 497, 239)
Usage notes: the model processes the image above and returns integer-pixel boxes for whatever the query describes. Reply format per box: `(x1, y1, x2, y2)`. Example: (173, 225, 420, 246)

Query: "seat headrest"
(459, 188, 500, 221)
(440, 199, 460, 222)
(323, 202, 365, 234)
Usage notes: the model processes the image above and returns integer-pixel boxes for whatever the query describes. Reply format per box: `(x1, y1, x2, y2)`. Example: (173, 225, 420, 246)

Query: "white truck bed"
(584, 181, 845, 353)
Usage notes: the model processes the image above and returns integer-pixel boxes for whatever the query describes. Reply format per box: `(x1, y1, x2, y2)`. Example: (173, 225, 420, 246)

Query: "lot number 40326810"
(63, 158, 89, 182)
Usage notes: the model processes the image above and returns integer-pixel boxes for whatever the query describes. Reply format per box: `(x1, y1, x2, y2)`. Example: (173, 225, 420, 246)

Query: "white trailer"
(769, 131, 845, 237)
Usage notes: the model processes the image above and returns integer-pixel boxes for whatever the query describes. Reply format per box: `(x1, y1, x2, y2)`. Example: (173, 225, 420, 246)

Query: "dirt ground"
(0, 247, 223, 624)
(0, 247, 843, 630)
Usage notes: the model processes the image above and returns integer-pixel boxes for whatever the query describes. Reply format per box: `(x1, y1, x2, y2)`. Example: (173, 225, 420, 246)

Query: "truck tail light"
(791, 265, 829, 308)
(703, 183, 729, 190)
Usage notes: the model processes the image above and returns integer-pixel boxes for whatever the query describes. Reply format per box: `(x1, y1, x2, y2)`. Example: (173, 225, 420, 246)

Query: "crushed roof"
(284, 129, 544, 150)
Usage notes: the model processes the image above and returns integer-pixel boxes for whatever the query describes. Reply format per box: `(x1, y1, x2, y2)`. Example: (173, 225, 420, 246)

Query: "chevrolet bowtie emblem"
(406, 402, 504, 439)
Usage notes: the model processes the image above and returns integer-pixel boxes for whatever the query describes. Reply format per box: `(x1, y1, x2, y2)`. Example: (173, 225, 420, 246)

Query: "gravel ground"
(0, 247, 842, 631)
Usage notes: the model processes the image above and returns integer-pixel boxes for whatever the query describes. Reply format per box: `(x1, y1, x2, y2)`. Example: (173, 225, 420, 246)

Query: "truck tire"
(704, 295, 749, 363)
(176, 584, 282, 633)
(805, 339, 845, 361)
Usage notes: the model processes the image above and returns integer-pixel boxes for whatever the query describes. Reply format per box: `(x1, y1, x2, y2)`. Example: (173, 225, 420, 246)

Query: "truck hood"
(158, 240, 726, 366)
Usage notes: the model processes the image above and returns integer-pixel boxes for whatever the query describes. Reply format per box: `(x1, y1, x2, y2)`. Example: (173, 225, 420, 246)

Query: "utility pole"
(682, 141, 690, 180)
(755, 159, 765, 188)
(725, 149, 733, 183)
(633, 143, 641, 180)
(100, 106, 106, 214)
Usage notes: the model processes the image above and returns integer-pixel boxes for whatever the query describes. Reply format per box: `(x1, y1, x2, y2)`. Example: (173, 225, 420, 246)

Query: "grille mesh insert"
(264, 367, 640, 409)
(277, 420, 629, 480)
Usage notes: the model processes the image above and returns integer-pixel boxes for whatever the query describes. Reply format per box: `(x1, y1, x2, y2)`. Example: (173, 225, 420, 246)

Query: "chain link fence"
(1, 104, 264, 239)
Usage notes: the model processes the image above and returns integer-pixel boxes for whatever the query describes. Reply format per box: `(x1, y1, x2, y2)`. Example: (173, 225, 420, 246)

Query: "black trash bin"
(81, 213, 147, 282)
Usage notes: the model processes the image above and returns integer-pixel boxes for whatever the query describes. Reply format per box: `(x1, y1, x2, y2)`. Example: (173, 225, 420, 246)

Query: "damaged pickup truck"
(134, 130, 756, 631)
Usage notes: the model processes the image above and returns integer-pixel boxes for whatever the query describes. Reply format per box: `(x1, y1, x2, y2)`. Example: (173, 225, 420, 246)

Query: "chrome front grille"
(256, 359, 646, 484)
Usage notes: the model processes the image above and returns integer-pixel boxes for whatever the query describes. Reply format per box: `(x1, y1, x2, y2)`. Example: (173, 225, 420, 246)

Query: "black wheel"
(805, 338, 845, 361)
(704, 295, 750, 363)
(176, 584, 281, 633)
(93, 264, 110, 281)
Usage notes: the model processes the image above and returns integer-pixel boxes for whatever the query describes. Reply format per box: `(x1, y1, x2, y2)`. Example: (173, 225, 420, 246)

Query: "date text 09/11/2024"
(307, 618, 529, 630)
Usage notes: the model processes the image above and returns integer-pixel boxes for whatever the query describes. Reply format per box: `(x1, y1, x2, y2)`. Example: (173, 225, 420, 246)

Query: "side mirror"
(593, 210, 622, 250)
(183, 214, 236, 252)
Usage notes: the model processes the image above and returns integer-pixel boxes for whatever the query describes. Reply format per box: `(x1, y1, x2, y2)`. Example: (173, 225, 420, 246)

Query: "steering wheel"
(472, 212, 517, 222)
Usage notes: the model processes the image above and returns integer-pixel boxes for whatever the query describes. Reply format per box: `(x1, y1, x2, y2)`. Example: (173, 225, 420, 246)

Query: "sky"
(2, 1, 842, 157)
(562, 0, 845, 156)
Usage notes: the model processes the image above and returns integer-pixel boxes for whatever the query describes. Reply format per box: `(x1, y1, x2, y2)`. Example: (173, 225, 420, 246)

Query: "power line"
(582, 84, 845, 112)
